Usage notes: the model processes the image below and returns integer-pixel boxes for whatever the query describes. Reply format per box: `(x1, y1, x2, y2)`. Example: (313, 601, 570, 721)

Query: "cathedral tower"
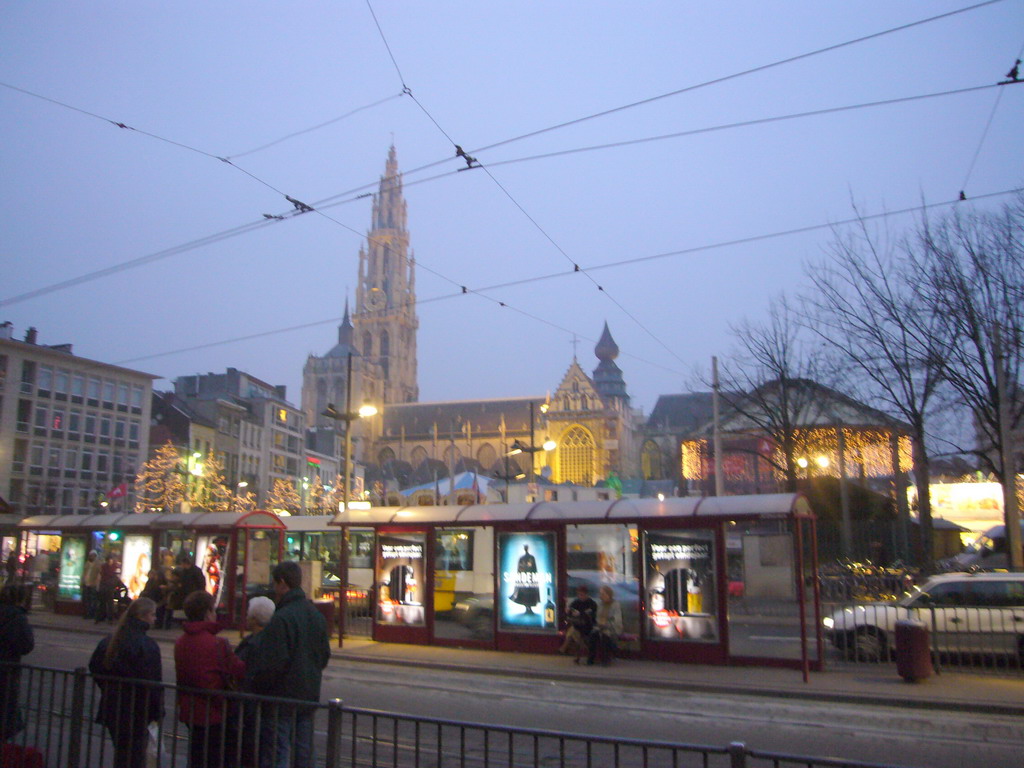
(353, 145, 419, 405)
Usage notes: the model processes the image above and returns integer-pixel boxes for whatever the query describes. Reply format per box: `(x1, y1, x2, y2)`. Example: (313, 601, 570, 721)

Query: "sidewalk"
(29, 609, 1024, 717)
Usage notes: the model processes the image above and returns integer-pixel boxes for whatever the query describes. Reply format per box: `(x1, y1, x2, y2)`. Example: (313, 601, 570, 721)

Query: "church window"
(378, 447, 396, 465)
(380, 331, 390, 380)
(580, 395, 588, 411)
(476, 443, 497, 472)
(442, 445, 462, 470)
(560, 426, 595, 486)
(362, 333, 372, 357)
(641, 440, 664, 481)
(410, 446, 428, 468)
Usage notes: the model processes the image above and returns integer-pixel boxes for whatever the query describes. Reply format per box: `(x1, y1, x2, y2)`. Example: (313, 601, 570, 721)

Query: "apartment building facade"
(0, 323, 155, 516)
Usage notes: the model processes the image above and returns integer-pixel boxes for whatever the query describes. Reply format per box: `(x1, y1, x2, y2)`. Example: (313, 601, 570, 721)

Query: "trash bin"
(894, 618, 932, 682)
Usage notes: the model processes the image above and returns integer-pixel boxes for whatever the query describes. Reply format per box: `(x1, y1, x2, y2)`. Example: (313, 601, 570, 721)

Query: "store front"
(333, 494, 821, 673)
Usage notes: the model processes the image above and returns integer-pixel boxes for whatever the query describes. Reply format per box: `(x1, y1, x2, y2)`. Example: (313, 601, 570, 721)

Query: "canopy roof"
(331, 493, 812, 526)
(19, 510, 285, 531)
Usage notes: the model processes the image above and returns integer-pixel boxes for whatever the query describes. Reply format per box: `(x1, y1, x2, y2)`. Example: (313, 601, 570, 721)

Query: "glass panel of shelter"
(433, 527, 492, 641)
(566, 524, 641, 648)
(725, 519, 805, 660)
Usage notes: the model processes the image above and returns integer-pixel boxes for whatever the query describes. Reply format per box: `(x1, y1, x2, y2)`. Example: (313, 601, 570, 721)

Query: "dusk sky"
(2, 2, 1022, 416)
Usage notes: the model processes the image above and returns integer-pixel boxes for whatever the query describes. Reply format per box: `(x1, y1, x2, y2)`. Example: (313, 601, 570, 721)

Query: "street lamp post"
(321, 352, 377, 515)
(507, 401, 555, 499)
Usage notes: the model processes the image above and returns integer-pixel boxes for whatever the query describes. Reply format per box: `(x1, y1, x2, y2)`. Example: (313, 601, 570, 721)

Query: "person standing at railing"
(175, 589, 245, 768)
(234, 596, 276, 768)
(0, 584, 35, 743)
(89, 597, 163, 768)
(247, 561, 330, 768)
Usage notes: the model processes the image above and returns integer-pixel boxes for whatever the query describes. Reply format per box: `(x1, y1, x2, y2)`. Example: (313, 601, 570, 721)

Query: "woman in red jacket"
(174, 590, 244, 768)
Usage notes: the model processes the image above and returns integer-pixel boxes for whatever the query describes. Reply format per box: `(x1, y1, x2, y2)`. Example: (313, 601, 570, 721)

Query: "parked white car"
(823, 572, 1024, 662)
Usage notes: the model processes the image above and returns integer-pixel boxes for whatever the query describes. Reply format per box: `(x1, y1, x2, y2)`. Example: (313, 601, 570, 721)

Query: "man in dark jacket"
(248, 561, 329, 768)
(0, 584, 34, 742)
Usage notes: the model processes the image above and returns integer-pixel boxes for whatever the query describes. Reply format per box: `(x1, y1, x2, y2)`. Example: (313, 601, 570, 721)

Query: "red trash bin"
(894, 618, 932, 682)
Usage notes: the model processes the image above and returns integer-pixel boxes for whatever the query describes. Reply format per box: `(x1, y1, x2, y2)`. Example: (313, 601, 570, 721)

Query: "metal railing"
(0, 662, 914, 768)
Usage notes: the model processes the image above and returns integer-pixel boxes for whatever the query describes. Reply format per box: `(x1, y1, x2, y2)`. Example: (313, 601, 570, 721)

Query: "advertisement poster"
(58, 537, 87, 600)
(247, 535, 271, 587)
(498, 532, 557, 632)
(376, 534, 426, 626)
(645, 530, 718, 642)
(194, 534, 230, 607)
(122, 535, 152, 599)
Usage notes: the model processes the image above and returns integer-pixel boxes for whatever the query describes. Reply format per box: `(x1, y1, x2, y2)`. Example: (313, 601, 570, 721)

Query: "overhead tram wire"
(958, 38, 1024, 196)
(224, 92, 406, 160)
(364, 0, 690, 369)
(2, 79, 1013, 309)
(468, 0, 1009, 157)
(112, 187, 1021, 376)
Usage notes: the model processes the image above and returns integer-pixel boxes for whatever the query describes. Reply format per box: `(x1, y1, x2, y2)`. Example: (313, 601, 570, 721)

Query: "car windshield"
(897, 585, 924, 607)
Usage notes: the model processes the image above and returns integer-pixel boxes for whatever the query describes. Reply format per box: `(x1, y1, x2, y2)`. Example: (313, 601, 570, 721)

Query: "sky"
(2, 1, 1022, 417)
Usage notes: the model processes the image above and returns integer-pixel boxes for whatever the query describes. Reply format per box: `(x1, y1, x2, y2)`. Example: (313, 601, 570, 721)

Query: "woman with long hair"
(89, 597, 163, 768)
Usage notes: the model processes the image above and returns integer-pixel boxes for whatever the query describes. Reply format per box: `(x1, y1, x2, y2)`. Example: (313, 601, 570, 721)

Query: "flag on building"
(106, 483, 128, 500)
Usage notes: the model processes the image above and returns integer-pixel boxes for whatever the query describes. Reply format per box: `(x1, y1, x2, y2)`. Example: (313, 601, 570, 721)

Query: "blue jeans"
(258, 705, 313, 768)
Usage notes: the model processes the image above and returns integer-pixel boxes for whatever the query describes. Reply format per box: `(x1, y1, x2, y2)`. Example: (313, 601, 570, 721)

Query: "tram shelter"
(332, 493, 822, 675)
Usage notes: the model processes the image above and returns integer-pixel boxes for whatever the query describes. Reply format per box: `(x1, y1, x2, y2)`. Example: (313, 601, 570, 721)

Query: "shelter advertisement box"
(58, 536, 86, 600)
(376, 534, 426, 626)
(498, 532, 557, 632)
(122, 535, 152, 599)
(645, 530, 718, 642)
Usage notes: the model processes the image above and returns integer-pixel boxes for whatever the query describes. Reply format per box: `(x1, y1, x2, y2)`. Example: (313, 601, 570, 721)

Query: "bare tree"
(919, 198, 1024, 569)
(803, 219, 949, 572)
(718, 295, 834, 492)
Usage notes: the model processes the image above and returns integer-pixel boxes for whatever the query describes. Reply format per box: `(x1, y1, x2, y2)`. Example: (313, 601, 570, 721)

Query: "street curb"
(328, 649, 1024, 719)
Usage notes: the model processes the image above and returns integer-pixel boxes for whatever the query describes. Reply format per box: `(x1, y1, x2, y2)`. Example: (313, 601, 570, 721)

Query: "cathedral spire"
(338, 298, 353, 346)
(592, 322, 629, 404)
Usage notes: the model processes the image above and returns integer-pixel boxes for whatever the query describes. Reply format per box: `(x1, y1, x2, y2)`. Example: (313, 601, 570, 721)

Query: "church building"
(300, 147, 642, 500)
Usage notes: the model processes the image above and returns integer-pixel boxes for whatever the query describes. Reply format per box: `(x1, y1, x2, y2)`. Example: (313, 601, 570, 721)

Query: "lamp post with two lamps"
(506, 401, 556, 498)
(321, 352, 378, 515)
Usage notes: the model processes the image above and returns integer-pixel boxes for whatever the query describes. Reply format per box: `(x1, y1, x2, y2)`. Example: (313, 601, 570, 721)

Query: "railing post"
(324, 698, 345, 768)
(66, 667, 88, 768)
(728, 741, 748, 768)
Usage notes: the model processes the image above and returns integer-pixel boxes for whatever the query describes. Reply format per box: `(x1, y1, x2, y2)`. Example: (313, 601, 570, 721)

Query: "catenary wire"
(469, 0, 1009, 156)
(959, 38, 1024, 195)
(113, 188, 1019, 372)
(224, 92, 406, 160)
(364, 1, 691, 368)
(1, 80, 1012, 309)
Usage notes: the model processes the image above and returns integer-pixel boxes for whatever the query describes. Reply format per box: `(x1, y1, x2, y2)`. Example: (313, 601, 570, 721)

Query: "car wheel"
(852, 627, 887, 663)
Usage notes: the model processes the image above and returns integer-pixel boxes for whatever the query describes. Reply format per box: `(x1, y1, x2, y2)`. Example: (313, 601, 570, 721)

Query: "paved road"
(31, 625, 1023, 768)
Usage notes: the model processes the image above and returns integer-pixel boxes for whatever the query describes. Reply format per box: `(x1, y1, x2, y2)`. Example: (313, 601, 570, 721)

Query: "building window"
(71, 374, 85, 400)
(20, 360, 36, 393)
(87, 377, 101, 403)
(559, 425, 595, 486)
(84, 413, 96, 436)
(129, 421, 140, 444)
(38, 366, 53, 393)
(641, 440, 664, 481)
(51, 408, 65, 434)
(131, 385, 144, 409)
(81, 451, 93, 471)
(34, 405, 48, 433)
(102, 381, 115, 406)
(54, 369, 69, 396)
(100, 417, 111, 439)
(69, 409, 82, 436)
(48, 447, 61, 468)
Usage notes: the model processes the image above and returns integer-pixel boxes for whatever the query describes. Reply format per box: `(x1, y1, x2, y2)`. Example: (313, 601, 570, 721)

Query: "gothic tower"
(353, 145, 419, 405)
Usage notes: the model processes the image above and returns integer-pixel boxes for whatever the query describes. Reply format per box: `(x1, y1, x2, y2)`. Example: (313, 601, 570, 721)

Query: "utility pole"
(712, 357, 724, 497)
(995, 326, 1022, 569)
